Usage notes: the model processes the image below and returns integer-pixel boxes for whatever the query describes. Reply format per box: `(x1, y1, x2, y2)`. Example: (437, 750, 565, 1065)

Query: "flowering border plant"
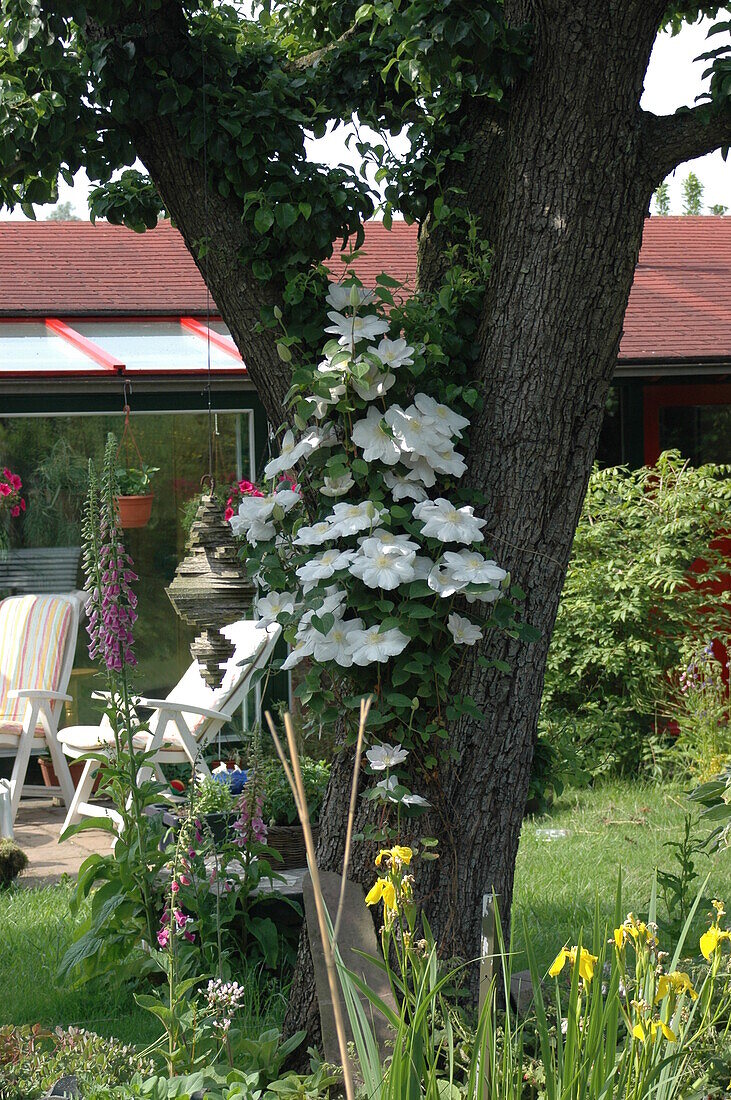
(0, 466, 25, 551)
(233, 273, 536, 813)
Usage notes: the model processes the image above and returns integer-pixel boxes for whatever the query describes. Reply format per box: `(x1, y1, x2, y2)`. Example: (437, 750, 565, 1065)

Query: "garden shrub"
(0, 839, 28, 886)
(0, 1024, 151, 1099)
(540, 451, 731, 779)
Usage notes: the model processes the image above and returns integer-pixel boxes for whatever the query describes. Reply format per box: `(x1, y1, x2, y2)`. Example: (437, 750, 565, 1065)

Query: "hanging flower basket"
(117, 493, 154, 529)
(114, 402, 158, 529)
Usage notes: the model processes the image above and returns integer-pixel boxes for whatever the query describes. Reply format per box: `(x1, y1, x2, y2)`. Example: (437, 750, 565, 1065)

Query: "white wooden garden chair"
(0, 593, 81, 824)
(58, 620, 280, 832)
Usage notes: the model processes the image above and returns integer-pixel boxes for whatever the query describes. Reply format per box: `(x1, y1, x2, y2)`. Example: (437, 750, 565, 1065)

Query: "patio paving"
(12, 798, 111, 887)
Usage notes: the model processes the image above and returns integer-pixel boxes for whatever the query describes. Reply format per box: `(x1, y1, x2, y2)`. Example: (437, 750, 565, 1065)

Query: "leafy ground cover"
(0, 882, 287, 1048)
(1, 780, 725, 1050)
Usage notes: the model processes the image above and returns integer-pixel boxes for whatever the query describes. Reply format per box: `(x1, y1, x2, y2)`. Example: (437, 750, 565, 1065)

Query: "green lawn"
(0, 780, 727, 1048)
(512, 779, 729, 969)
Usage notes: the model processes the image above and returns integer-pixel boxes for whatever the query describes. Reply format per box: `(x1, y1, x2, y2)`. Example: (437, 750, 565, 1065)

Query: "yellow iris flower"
(375, 846, 413, 868)
(365, 877, 397, 913)
(632, 1020, 676, 1044)
(549, 946, 598, 983)
(700, 924, 731, 960)
(655, 971, 698, 1002)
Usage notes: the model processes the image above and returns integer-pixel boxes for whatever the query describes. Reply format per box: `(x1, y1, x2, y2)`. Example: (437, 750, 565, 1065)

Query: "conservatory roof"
(0, 216, 730, 381)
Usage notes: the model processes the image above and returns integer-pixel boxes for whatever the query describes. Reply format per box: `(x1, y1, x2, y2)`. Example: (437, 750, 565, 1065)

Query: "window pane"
(659, 404, 731, 466)
(0, 323, 97, 373)
(0, 410, 250, 726)
(70, 321, 240, 372)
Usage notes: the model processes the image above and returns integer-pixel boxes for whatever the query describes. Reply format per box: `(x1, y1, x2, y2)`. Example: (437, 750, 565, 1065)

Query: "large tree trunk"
(283, 0, 668, 1042)
(97, 0, 728, 1052)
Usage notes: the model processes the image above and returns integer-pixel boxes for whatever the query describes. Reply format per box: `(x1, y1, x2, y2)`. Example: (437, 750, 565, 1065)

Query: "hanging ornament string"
(201, 26, 214, 490)
(119, 380, 145, 473)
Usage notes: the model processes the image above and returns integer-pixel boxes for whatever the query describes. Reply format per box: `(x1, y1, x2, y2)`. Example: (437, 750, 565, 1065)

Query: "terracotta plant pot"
(39, 756, 103, 794)
(116, 493, 153, 529)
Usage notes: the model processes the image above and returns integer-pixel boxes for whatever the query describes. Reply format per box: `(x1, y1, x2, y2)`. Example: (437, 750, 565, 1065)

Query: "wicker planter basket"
(267, 824, 319, 870)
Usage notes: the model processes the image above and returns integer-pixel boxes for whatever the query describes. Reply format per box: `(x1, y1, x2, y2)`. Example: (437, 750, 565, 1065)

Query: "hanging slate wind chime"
(165, 38, 253, 686)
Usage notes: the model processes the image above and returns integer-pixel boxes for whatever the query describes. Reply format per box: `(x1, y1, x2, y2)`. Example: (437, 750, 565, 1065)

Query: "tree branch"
(641, 102, 731, 183)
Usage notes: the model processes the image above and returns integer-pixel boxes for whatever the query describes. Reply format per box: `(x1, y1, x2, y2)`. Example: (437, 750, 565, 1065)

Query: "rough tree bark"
(103, 0, 731, 1047)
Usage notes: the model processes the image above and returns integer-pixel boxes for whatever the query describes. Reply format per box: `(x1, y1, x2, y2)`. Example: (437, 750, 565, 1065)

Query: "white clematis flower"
(293, 521, 335, 547)
(413, 392, 470, 438)
(412, 555, 436, 580)
(326, 500, 386, 537)
(256, 591, 296, 627)
(281, 642, 311, 671)
(272, 488, 301, 513)
(311, 618, 364, 666)
(326, 282, 374, 311)
(366, 743, 409, 770)
(427, 564, 463, 597)
(387, 405, 450, 460)
(359, 531, 420, 555)
(320, 473, 355, 498)
(402, 792, 431, 808)
(442, 550, 507, 587)
(351, 546, 416, 590)
(383, 470, 429, 502)
(413, 498, 487, 544)
(296, 549, 354, 591)
(352, 363, 396, 402)
(402, 454, 438, 488)
(349, 625, 410, 665)
(264, 429, 321, 480)
(352, 407, 401, 465)
(325, 311, 390, 347)
(373, 337, 415, 371)
(427, 445, 467, 479)
(447, 613, 483, 646)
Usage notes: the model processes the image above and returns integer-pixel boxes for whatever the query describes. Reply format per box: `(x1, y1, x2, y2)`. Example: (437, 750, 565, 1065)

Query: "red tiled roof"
(2, 216, 730, 363)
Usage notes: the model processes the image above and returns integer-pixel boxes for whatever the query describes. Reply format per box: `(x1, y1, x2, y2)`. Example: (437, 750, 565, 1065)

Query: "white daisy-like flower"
(387, 405, 450, 460)
(320, 473, 355, 498)
(352, 364, 396, 402)
(311, 618, 364, 666)
(427, 564, 463, 597)
(264, 429, 320, 480)
(351, 546, 416, 590)
(326, 282, 374, 311)
(349, 625, 410, 665)
(383, 469, 429, 502)
(412, 555, 436, 580)
(296, 549, 354, 591)
(326, 500, 386, 537)
(413, 498, 486, 544)
(442, 550, 507, 587)
(256, 590, 296, 627)
(402, 792, 431, 808)
(403, 454, 438, 488)
(325, 311, 390, 347)
(447, 612, 483, 646)
(351, 407, 401, 465)
(281, 642, 310, 671)
(427, 445, 467, 479)
(413, 392, 470, 438)
(366, 743, 409, 770)
(373, 337, 415, 371)
(272, 488, 301, 514)
(293, 521, 335, 547)
(359, 531, 420, 555)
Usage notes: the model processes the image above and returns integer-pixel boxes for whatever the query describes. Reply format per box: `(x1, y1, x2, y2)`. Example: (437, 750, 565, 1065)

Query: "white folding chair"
(0, 593, 80, 824)
(59, 620, 280, 832)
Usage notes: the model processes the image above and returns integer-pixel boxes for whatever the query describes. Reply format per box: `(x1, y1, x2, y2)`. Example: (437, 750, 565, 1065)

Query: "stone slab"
(12, 799, 111, 887)
(303, 869, 396, 1071)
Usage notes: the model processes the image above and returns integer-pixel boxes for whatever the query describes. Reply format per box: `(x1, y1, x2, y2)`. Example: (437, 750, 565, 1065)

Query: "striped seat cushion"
(0, 594, 73, 734)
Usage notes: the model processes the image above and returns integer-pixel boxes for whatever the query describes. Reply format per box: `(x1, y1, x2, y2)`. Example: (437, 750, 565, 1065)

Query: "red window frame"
(643, 382, 731, 465)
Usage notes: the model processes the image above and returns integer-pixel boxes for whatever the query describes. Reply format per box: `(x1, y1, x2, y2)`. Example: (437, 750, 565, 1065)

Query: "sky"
(3, 14, 729, 220)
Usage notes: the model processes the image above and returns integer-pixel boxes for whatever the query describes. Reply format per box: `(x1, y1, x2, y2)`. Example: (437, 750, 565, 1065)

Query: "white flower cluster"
(234, 280, 510, 677)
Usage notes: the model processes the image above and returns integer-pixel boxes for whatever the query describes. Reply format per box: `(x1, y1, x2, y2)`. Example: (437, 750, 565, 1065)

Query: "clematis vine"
(231, 277, 533, 810)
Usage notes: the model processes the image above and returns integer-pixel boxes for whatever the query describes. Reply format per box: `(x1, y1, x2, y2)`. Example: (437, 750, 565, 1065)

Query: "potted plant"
(0, 467, 25, 557)
(0, 442, 86, 591)
(38, 755, 104, 794)
(115, 463, 159, 528)
(259, 756, 330, 868)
